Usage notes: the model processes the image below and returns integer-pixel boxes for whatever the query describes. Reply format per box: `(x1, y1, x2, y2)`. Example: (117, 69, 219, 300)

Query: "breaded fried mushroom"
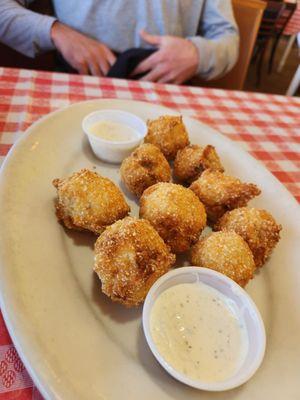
(189, 170, 260, 224)
(53, 169, 130, 234)
(145, 115, 189, 160)
(140, 182, 207, 253)
(120, 143, 171, 197)
(94, 217, 175, 307)
(191, 231, 256, 286)
(215, 207, 282, 268)
(174, 144, 224, 184)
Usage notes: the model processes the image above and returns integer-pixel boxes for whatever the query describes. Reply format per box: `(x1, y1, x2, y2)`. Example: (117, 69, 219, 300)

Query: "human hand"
(131, 30, 199, 84)
(50, 21, 116, 76)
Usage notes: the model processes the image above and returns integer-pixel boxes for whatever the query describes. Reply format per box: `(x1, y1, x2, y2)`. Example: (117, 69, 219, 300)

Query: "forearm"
(0, 0, 57, 58)
(189, 33, 239, 80)
(189, 0, 239, 80)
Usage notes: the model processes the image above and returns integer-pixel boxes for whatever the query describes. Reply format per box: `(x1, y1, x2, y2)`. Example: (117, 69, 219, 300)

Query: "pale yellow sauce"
(150, 282, 248, 382)
(89, 120, 138, 142)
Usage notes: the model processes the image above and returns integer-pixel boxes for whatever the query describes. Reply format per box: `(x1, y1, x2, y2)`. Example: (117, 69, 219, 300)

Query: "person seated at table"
(0, 0, 239, 84)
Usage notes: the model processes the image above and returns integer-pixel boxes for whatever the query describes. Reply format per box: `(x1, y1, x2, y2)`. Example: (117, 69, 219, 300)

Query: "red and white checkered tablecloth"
(0, 66, 299, 399)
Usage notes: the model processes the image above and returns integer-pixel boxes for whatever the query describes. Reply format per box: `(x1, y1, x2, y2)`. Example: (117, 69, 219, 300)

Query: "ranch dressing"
(150, 282, 249, 382)
(89, 120, 138, 142)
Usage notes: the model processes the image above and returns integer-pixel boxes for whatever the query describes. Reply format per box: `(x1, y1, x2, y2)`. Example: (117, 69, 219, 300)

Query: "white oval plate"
(0, 99, 299, 400)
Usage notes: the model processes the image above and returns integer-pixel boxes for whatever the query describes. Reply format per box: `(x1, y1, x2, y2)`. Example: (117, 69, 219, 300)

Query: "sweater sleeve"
(188, 0, 239, 81)
(0, 0, 57, 58)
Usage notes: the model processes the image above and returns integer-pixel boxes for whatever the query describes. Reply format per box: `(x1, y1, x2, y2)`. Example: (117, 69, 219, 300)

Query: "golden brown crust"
(201, 145, 224, 173)
(94, 217, 175, 307)
(174, 144, 224, 184)
(190, 231, 256, 287)
(189, 170, 261, 224)
(120, 143, 171, 197)
(140, 182, 207, 253)
(145, 115, 189, 160)
(174, 145, 203, 183)
(215, 207, 282, 268)
(53, 169, 130, 234)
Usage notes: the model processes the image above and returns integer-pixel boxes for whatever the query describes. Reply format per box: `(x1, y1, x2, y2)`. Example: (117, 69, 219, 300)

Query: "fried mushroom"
(174, 144, 224, 184)
(215, 207, 282, 268)
(190, 231, 256, 286)
(53, 169, 130, 234)
(94, 217, 175, 307)
(145, 115, 189, 160)
(140, 182, 207, 253)
(120, 143, 171, 197)
(189, 170, 261, 224)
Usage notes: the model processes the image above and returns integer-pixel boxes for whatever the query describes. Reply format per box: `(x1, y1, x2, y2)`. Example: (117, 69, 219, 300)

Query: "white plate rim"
(0, 98, 299, 400)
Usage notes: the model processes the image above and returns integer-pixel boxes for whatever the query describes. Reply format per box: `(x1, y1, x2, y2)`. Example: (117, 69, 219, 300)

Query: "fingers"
(131, 51, 161, 76)
(88, 58, 109, 76)
(94, 45, 115, 75)
(140, 29, 162, 46)
(98, 56, 110, 76)
(156, 71, 185, 84)
(104, 47, 117, 66)
(88, 61, 103, 77)
(88, 45, 115, 76)
(77, 61, 89, 75)
(140, 65, 167, 82)
(157, 74, 175, 84)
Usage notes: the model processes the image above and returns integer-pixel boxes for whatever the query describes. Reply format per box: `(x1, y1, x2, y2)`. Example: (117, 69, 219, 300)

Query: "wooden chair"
(252, 1, 296, 84)
(267, 1, 296, 73)
(192, 0, 266, 91)
(286, 32, 300, 96)
(252, 1, 285, 84)
(277, 2, 300, 73)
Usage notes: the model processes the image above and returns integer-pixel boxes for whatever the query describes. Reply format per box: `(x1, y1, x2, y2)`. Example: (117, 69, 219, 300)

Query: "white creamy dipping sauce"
(89, 120, 138, 142)
(150, 282, 249, 382)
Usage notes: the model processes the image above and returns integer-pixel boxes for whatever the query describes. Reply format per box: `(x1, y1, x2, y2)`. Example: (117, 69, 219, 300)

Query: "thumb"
(140, 29, 162, 46)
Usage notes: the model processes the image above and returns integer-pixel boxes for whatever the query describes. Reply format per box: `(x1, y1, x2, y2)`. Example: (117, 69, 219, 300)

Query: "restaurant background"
(0, 0, 299, 96)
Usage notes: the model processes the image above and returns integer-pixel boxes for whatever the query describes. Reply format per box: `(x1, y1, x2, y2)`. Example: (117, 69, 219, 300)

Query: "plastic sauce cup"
(82, 109, 147, 163)
(143, 267, 266, 392)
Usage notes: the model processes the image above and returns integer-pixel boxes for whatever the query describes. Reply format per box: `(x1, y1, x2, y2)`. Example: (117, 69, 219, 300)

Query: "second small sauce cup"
(143, 267, 266, 392)
(82, 109, 147, 163)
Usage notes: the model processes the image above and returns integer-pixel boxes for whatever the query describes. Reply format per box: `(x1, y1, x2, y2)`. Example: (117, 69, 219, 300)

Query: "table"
(0, 67, 299, 399)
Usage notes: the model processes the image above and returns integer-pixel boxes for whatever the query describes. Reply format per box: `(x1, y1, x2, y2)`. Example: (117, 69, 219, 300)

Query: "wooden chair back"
(258, 1, 286, 38)
(275, 2, 297, 35)
(193, 0, 266, 90)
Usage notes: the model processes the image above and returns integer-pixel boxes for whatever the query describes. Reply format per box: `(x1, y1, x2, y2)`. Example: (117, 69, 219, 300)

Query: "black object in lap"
(55, 52, 79, 74)
(55, 48, 157, 79)
(107, 48, 157, 79)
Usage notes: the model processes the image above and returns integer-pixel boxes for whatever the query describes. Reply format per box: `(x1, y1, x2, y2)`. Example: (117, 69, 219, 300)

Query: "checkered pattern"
(284, 3, 300, 35)
(0, 66, 299, 399)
